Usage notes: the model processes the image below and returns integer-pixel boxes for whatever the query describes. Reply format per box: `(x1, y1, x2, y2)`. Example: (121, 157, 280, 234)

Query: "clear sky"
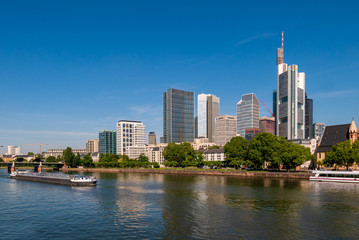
(1, 0, 359, 154)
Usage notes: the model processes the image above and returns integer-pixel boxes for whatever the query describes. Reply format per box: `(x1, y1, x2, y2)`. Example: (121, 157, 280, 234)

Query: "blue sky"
(1, 0, 359, 154)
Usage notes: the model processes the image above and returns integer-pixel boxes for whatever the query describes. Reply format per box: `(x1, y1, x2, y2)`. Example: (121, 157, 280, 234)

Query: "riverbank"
(63, 168, 313, 179)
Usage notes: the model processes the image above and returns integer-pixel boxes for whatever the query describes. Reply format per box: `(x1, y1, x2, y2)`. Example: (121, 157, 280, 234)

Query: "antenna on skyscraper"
(281, 31, 284, 49)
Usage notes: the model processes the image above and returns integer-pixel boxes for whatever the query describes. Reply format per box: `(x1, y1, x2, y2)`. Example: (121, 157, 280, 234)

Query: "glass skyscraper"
(163, 88, 195, 143)
(236, 93, 260, 137)
(99, 130, 117, 154)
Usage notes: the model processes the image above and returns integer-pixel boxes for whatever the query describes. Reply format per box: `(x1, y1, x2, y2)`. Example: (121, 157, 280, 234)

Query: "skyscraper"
(215, 115, 237, 146)
(305, 95, 313, 139)
(313, 123, 326, 143)
(148, 132, 156, 145)
(163, 88, 195, 143)
(116, 120, 145, 156)
(259, 116, 275, 135)
(99, 130, 117, 154)
(236, 93, 260, 137)
(197, 93, 220, 142)
(276, 37, 305, 140)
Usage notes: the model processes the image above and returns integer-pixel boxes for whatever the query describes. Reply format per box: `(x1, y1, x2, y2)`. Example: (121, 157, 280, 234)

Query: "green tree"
(162, 142, 203, 167)
(73, 153, 81, 167)
(323, 140, 359, 170)
(63, 147, 75, 167)
(16, 157, 25, 162)
(0, 157, 4, 163)
(248, 133, 278, 169)
(209, 145, 221, 149)
(224, 136, 248, 168)
(280, 141, 311, 171)
(45, 156, 56, 163)
(27, 152, 34, 155)
(81, 154, 94, 168)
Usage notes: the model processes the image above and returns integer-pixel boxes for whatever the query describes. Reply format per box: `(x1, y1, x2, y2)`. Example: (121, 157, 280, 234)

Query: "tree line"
(322, 140, 359, 170)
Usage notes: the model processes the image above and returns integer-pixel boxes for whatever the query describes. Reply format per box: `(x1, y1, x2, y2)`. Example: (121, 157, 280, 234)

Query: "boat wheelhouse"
(310, 170, 359, 183)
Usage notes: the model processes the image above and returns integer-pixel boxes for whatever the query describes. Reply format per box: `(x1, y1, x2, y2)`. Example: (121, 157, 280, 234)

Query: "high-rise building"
(197, 93, 220, 142)
(86, 139, 99, 153)
(245, 128, 262, 140)
(259, 117, 275, 135)
(313, 123, 326, 143)
(305, 95, 313, 139)
(148, 132, 156, 145)
(7, 146, 21, 155)
(116, 120, 146, 157)
(215, 115, 237, 146)
(276, 38, 305, 139)
(236, 93, 260, 137)
(99, 130, 117, 154)
(194, 116, 198, 138)
(163, 88, 195, 143)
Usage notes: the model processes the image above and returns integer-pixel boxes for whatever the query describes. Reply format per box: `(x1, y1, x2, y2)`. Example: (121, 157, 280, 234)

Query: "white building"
(276, 54, 305, 140)
(43, 149, 87, 158)
(198, 94, 220, 142)
(116, 120, 145, 156)
(289, 138, 317, 154)
(7, 146, 21, 155)
(201, 148, 225, 161)
(236, 93, 260, 137)
(215, 115, 237, 146)
(146, 143, 167, 166)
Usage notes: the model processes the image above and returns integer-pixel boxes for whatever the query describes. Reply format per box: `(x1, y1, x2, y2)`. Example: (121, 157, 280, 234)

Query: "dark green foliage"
(27, 152, 34, 155)
(0, 157, 4, 162)
(203, 161, 223, 168)
(63, 147, 75, 167)
(80, 154, 94, 168)
(45, 156, 56, 163)
(162, 142, 204, 167)
(324, 140, 359, 170)
(16, 157, 25, 162)
(209, 145, 221, 149)
(224, 136, 248, 168)
(96, 153, 154, 168)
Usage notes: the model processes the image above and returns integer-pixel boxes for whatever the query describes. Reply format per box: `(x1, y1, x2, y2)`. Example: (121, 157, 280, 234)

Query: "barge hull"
(11, 175, 96, 186)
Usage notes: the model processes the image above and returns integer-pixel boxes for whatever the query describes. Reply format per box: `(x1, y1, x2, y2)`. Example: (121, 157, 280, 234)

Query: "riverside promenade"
(63, 168, 313, 179)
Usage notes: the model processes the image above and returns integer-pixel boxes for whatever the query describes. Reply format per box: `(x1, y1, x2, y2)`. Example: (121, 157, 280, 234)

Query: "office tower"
(305, 95, 313, 139)
(163, 88, 195, 143)
(236, 93, 260, 137)
(245, 128, 262, 140)
(99, 130, 117, 154)
(273, 91, 277, 135)
(194, 116, 198, 138)
(197, 93, 220, 142)
(276, 35, 305, 140)
(116, 120, 146, 157)
(148, 132, 156, 145)
(7, 146, 21, 155)
(215, 115, 237, 146)
(313, 123, 326, 143)
(86, 139, 99, 153)
(259, 117, 275, 135)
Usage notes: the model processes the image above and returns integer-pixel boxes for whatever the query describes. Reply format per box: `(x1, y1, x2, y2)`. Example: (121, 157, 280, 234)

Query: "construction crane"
(259, 98, 274, 117)
(20, 143, 48, 155)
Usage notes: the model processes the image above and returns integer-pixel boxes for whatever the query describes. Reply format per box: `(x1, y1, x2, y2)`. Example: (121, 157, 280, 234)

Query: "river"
(1, 169, 359, 239)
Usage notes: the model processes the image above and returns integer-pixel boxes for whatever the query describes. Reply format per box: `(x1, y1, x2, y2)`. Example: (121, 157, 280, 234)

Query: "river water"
(1, 169, 359, 239)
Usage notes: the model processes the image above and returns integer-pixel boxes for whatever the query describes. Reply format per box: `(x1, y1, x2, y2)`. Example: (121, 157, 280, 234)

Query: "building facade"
(86, 139, 99, 153)
(116, 120, 145, 156)
(276, 62, 305, 139)
(215, 115, 237, 146)
(7, 146, 21, 155)
(259, 117, 275, 135)
(236, 93, 260, 137)
(245, 128, 262, 140)
(43, 148, 87, 158)
(305, 96, 313, 139)
(163, 88, 195, 143)
(99, 130, 117, 155)
(313, 123, 326, 143)
(197, 93, 220, 142)
(200, 148, 225, 161)
(148, 132, 156, 145)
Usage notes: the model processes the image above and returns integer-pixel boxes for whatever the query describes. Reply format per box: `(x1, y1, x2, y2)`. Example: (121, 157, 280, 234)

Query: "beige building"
(146, 143, 167, 166)
(86, 139, 99, 153)
(126, 145, 146, 159)
(198, 93, 220, 142)
(215, 115, 237, 146)
(148, 132, 156, 145)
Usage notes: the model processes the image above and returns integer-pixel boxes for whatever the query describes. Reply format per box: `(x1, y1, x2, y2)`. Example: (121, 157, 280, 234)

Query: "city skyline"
(1, 1, 359, 153)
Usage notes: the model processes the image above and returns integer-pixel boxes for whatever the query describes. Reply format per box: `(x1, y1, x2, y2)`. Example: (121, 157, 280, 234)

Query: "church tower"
(349, 118, 358, 143)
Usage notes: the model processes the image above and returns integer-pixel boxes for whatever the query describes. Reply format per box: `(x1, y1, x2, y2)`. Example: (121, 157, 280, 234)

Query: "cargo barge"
(10, 170, 97, 186)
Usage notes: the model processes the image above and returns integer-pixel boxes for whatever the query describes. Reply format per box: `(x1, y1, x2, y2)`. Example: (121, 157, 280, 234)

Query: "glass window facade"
(99, 130, 117, 154)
